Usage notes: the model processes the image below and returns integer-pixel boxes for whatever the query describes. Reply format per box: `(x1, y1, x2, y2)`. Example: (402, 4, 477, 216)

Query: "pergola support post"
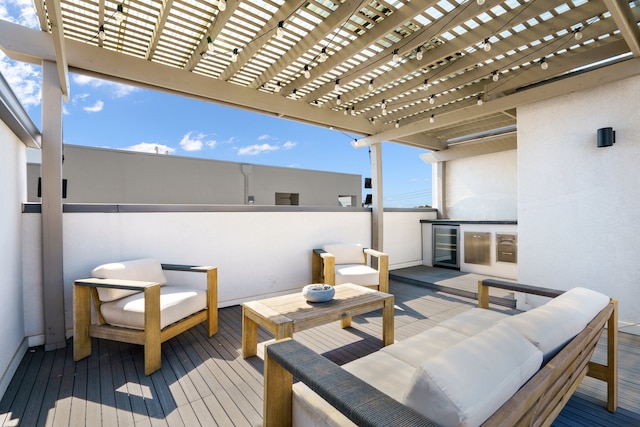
(370, 143, 383, 252)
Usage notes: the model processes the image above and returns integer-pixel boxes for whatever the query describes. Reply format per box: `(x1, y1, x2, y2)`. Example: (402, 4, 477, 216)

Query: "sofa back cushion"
(402, 322, 543, 427)
(322, 243, 365, 265)
(500, 287, 609, 360)
(92, 258, 167, 302)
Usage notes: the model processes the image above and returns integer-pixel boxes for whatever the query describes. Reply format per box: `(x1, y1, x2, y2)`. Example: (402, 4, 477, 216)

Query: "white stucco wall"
(21, 208, 434, 342)
(445, 150, 517, 220)
(518, 74, 640, 326)
(0, 121, 27, 399)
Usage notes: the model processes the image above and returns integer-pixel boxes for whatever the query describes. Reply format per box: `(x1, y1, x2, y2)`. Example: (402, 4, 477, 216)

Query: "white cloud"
(179, 132, 204, 151)
(238, 143, 279, 156)
(283, 140, 296, 149)
(0, 52, 41, 108)
(258, 134, 272, 141)
(124, 142, 175, 155)
(72, 74, 138, 98)
(83, 100, 104, 113)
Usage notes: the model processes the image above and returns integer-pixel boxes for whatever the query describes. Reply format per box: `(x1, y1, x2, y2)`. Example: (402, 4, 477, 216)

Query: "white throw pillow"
(322, 243, 365, 265)
(402, 322, 543, 427)
(92, 258, 167, 302)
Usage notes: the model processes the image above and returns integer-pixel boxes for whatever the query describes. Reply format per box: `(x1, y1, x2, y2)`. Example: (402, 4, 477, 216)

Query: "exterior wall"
(518, 74, 640, 328)
(27, 145, 361, 206)
(21, 207, 435, 341)
(0, 120, 27, 399)
(445, 150, 517, 220)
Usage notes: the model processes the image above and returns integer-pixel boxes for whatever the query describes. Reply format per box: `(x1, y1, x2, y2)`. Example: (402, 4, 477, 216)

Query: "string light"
(276, 21, 284, 38)
(492, 71, 500, 82)
(319, 47, 328, 62)
(421, 79, 430, 91)
(274, 82, 282, 93)
(477, 0, 485, 4)
(336, 95, 341, 105)
(370, 118, 376, 125)
(477, 95, 483, 106)
(429, 95, 435, 105)
(114, 4, 125, 24)
(392, 49, 399, 62)
(98, 25, 106, 40)
(303, 65, 310, 79)
(483, 38, 492, 52)
(395, 120, 400, 128)
(344, 108, 348, 115)
(350, 107, 355, 116)
(416, 47, 423, 61)
(574, 28, 583, 41)
(430, 114, 435, 124)
(218, 0, 227, 11)
(368, 79, 374, 92)
(540, 58, 548, 70)
(334, 79, 340, 91)
(381, 99, 387, 115)
(207, 36, 214, 51)
(231, 48, 238, 62)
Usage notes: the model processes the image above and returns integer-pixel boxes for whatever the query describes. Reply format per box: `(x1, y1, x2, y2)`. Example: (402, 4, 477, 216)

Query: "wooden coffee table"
(242, 283, 394, 358)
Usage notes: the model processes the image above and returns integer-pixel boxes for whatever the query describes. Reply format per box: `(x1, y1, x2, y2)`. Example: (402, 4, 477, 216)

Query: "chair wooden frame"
(263, 280, 618, 426)
(73, 264, 217, 375)
(312, 247, 389, 293)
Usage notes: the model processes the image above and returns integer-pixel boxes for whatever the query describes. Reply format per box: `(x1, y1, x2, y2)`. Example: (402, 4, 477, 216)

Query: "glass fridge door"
(433, 225, 459, 268)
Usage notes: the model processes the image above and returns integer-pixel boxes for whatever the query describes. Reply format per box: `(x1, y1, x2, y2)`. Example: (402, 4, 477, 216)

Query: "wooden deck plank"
(1, 279, 638, 427)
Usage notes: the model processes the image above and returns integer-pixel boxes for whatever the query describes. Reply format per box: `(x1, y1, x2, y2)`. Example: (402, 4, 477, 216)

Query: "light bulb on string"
(334, 79, 340, 91)
(207, 36, 214, 51)
(477, 0, 485, 4)
(477, 96, 483, 106)
(368, 79, 374, 92)
(540, 59, 548, 70)
(574, 28, 583, 41)
(114, 4, 125, 24)
(429, 95, 435, 105)
(350, 107, 356, 116)
(303, 65, 310, 79)
(430, 114, 435, 124)
(392, 49, 399, 62)
(231, 48, 238, 62)
(274, 82, 282, 93)
(319, 47, 328, 62)
(395, 121, 400, 129)
(98, 25, 106, 41)
(421, 79, 429, 91)
(483, 38, 492, 52)
(416, 47, 423, 61)
(336, 95, 341, 105)
(492, 71, 499, 82)
(344, 108, 348, 116)
(218, 0, 226, 11)
(276, 21, 284, 38)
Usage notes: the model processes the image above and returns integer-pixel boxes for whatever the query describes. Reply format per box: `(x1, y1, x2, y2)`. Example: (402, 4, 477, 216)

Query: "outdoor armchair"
(312, 243, 389, 293)
(73, 258, 218, 375)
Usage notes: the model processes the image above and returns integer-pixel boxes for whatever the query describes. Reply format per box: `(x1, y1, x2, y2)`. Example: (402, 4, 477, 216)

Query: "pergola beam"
(604, 0, 640, 57)
(44, 0, 69, 101)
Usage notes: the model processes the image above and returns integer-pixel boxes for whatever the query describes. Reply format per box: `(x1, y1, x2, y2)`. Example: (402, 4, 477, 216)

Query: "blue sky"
(0, 0, 432, 207)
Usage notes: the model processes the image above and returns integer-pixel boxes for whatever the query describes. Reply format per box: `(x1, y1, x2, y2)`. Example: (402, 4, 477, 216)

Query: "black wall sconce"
(597, 127, 615, 148)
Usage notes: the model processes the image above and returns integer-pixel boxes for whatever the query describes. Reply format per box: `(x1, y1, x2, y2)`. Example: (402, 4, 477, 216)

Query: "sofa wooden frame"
(311, 247, 389, 293)
(73, 264, 218, 375)
(263, 279, 618, 427)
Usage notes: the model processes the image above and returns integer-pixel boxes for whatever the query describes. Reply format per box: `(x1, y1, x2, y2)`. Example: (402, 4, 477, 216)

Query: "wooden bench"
(263, 280, 617, 426)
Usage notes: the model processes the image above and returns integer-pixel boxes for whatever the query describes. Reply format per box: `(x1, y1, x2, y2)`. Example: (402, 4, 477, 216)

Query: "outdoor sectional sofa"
(263, 279, 618, 427)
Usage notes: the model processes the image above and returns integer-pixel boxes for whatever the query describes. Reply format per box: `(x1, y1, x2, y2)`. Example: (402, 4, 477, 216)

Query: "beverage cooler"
(433, 225, 459, 269)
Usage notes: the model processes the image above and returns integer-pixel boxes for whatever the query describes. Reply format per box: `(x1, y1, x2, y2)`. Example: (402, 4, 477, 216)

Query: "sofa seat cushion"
(402, 322, 543, 427)
(381, 326, 468, 367)
(322, 243, 365, 265)
(500, 287, 609, 360)
(100, 285, 206, 330)
(438, 308, 510, 336)
(92, 258, 168, 302)
(334, 264, 379, 286)
(292, 351, 415, 427)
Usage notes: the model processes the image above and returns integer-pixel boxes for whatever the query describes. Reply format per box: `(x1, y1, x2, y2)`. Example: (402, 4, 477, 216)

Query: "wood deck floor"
(1, 279, 639, 426)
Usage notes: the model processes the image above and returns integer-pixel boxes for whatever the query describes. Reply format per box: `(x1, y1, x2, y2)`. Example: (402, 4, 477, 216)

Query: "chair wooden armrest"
(312, 249, 335, 285)
(364, 249, 389, 293)
(263, 338, 438, 427)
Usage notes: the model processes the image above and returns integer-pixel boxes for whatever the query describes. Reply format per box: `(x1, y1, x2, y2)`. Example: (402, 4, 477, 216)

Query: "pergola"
(1, 0, 639, 349)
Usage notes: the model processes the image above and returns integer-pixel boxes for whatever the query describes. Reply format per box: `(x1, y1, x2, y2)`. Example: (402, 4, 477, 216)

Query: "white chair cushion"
(439, 308, 510, 337)
(99, 285, 206, 330)
(500, 287, 609, 360)
(334, 264, 379, 286)
(92, 258, 167, 302)
(322, 243, 365, 265)
(381, 326, 468, 367)
(292, 351, 415, 427)
(402, 322, 543, 427)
